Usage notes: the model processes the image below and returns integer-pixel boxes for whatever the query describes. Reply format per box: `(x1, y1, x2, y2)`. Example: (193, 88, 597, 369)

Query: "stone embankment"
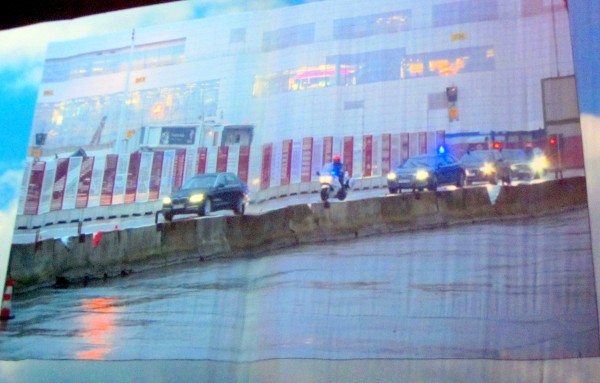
(9, 177, 588, 291)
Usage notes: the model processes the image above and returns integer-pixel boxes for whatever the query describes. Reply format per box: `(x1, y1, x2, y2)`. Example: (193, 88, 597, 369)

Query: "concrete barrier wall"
(8, 177, 588, 291)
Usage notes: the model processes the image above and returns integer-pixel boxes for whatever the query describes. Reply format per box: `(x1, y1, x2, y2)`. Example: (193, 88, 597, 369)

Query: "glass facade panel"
(42, 38, 186, 83)
(333, 10, 411, 40)
(327, 49, 406, 84)
(32, 80, 219, 149)
(253, 46, 494, 97)
(400, 46, 495, 78)
(262, 24, 315, 52)
(432, 0, 498, 27)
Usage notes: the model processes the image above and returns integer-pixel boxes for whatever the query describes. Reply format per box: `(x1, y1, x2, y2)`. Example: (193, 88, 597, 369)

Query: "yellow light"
(162, 196, 172, 205)
(189, 193, 205, 203)
(319, 175, 333, 184)
(152, 102, 164, 117)
(530, 156, 548, 173)
(479, 162, 496, 175)
(415, 170, 429, 181)
(387, 172, 397, 180)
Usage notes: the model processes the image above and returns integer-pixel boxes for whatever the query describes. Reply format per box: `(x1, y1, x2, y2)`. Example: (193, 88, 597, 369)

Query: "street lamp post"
(116, 29, 135, 155)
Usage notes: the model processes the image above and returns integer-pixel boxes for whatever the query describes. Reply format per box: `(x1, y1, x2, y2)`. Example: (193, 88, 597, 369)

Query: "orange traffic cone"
(1, 278, 14, 320)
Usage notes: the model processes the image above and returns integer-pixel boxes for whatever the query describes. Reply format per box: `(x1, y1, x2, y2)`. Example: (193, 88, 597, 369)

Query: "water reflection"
(75, 297, 117, 360)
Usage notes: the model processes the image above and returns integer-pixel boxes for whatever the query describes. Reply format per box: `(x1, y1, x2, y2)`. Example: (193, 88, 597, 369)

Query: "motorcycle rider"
(331, 154, 348, 188)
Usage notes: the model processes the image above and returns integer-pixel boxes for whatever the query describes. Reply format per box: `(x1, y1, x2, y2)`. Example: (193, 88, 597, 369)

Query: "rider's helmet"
(333, 154, 342, 164)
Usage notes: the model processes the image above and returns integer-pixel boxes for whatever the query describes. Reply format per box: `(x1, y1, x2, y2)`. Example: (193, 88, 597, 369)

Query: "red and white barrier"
(17, 131, 451, 225)
(1, 278, 14, 320)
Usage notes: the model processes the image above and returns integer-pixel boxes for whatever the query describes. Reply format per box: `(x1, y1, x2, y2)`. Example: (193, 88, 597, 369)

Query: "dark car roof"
(397, 153, 458, 168)
(461, 150, 497, 164)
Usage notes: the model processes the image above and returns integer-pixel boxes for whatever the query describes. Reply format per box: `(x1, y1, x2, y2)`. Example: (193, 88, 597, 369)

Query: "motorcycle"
(317, 164, 352, 204)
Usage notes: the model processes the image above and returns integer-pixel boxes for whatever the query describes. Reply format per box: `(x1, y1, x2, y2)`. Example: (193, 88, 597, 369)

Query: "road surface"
(1, 208, 597, 363)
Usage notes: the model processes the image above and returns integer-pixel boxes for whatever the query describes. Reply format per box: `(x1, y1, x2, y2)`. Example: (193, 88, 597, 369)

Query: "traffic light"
(491, 141, 503, 150)
(549, 135, 558, 146)
(446, 86, 458, 102)
(35, 133, 47, 146)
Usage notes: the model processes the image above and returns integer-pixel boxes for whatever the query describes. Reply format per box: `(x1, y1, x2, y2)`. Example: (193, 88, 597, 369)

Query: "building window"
(42, 38, 186, 83)
(262, 24, 315, 52)
(333, 10, 411, 40)
(432, 0, 498, 28)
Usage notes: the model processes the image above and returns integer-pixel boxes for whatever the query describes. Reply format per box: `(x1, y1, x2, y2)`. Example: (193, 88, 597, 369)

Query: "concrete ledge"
(8, 177, 589, 292)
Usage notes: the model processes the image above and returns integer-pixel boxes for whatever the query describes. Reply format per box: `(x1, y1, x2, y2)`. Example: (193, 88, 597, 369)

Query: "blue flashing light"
(437, 145, 446, 154)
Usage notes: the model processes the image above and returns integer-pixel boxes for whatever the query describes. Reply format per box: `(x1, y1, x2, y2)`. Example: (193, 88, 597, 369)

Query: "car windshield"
(498, 150, 528, 162)
(399, 156, 435, 169)
(461, 151, 494, 164)
(182, 175, 217, 189)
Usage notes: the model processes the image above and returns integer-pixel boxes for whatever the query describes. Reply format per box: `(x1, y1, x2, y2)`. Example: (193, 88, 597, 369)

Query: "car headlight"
(387, 172, 397, 181)
(530, 156, 548, 172)
(510, 164, 517, 171)
(415, 170, 429, 181)
(319, 175, 333, 184)
(162, 196, 172, 205)
(480, 162, 496, 176)
(189, 193, 205, 204)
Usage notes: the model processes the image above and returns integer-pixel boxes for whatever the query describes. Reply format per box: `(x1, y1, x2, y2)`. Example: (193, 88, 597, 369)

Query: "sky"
(0, 0, 318, 283)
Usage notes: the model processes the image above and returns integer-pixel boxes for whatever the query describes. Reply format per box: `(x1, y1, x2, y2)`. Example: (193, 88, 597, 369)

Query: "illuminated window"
(401, 46, 494, 79)
(328, 49, 405, 85)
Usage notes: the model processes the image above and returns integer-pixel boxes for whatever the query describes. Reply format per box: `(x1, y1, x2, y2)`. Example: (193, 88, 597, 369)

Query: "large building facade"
(18, 0, 576, 218)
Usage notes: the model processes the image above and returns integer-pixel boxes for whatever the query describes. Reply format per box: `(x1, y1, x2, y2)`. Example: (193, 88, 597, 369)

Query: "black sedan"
(460, 149, 502, 185)
(499, 148, 548, 180)
(161, 172, 249, 221)
(386, 153, 466, 193)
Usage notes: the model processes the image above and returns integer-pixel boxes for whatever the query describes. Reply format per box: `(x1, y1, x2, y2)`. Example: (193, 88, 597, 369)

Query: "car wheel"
(457, 172, 465, 188)
(320, 188, 329, 202)
(428, 176, 438, 192)
(164, 212, 173, 222)
(388, 186, 398, 194)
(234, 196, 245, 215)
(201, 198, 212, 216)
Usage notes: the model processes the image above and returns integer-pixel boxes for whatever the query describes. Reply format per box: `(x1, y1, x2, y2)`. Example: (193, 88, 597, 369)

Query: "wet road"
(2, 208, 598, 362)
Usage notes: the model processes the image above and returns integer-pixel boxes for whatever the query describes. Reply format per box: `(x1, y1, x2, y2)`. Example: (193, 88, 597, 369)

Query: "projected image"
(2, 0, 597, 367)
